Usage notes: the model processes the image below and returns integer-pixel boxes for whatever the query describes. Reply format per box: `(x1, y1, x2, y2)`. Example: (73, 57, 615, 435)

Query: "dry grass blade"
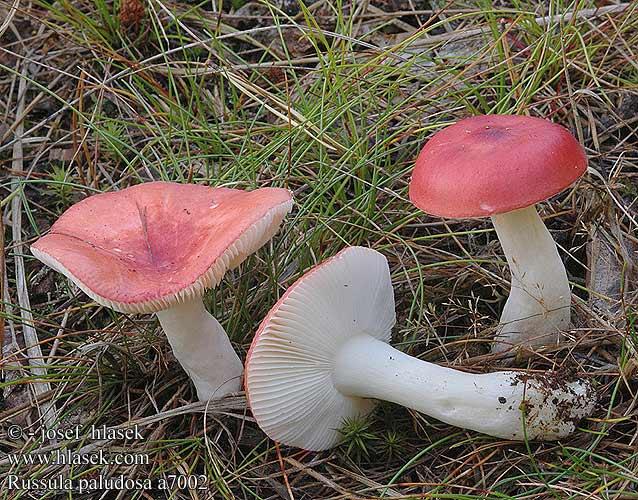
(8, 60, 57, 431)
(393, 2, 634, 47)
(0, 0, 20, 40)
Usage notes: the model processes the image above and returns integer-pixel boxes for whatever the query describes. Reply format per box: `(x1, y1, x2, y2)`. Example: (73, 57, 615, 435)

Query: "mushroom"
(32, 181, 293, 401)
(245, 246, 596, 451)
(409, 114, 588, 352)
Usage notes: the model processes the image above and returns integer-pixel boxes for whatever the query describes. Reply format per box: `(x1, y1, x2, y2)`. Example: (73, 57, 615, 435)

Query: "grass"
(1, 0, 637, 498)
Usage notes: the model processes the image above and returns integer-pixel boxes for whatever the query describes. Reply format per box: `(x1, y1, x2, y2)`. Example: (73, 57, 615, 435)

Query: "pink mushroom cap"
(31, 182, 293, 313)
(409, 115, 588, 218)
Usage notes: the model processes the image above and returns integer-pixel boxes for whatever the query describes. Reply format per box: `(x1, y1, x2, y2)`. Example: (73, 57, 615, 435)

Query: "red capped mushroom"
(32, 182, 293, 400)
(409, 115, 588, 352)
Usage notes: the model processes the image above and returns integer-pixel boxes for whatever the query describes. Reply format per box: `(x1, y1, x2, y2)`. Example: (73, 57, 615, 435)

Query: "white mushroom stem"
(490, 205, 572, 352)
(334, 335, 594, 440)
(155, 298, 243, 400)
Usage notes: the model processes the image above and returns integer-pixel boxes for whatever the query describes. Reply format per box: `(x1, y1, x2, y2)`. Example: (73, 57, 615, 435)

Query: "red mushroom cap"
(31, 182, 293, 313)
(409, 115, 588, 218)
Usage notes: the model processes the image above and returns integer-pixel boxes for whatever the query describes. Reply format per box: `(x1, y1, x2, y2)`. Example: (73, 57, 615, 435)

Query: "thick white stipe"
(491, 205, 571, 352)
(156, 299, 242, 400)
(334, 335, 594, 441)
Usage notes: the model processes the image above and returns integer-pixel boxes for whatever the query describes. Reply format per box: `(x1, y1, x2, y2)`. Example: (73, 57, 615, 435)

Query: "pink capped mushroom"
(245, 247, 596, 451)
(409, 115, 588, 352)
(32, 181, 293, 400)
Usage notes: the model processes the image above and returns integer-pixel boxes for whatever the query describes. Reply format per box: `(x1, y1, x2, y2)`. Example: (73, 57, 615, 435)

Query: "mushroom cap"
(31, 182, 293, 313)
(245, 246, 395, 451)
(409, 114, 588, 218)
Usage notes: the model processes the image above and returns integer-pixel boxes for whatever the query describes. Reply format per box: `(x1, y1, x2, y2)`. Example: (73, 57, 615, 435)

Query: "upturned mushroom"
(409, 114, 588, 352)
(32, 181, 293, 401)
(245, 246, 596, 451)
